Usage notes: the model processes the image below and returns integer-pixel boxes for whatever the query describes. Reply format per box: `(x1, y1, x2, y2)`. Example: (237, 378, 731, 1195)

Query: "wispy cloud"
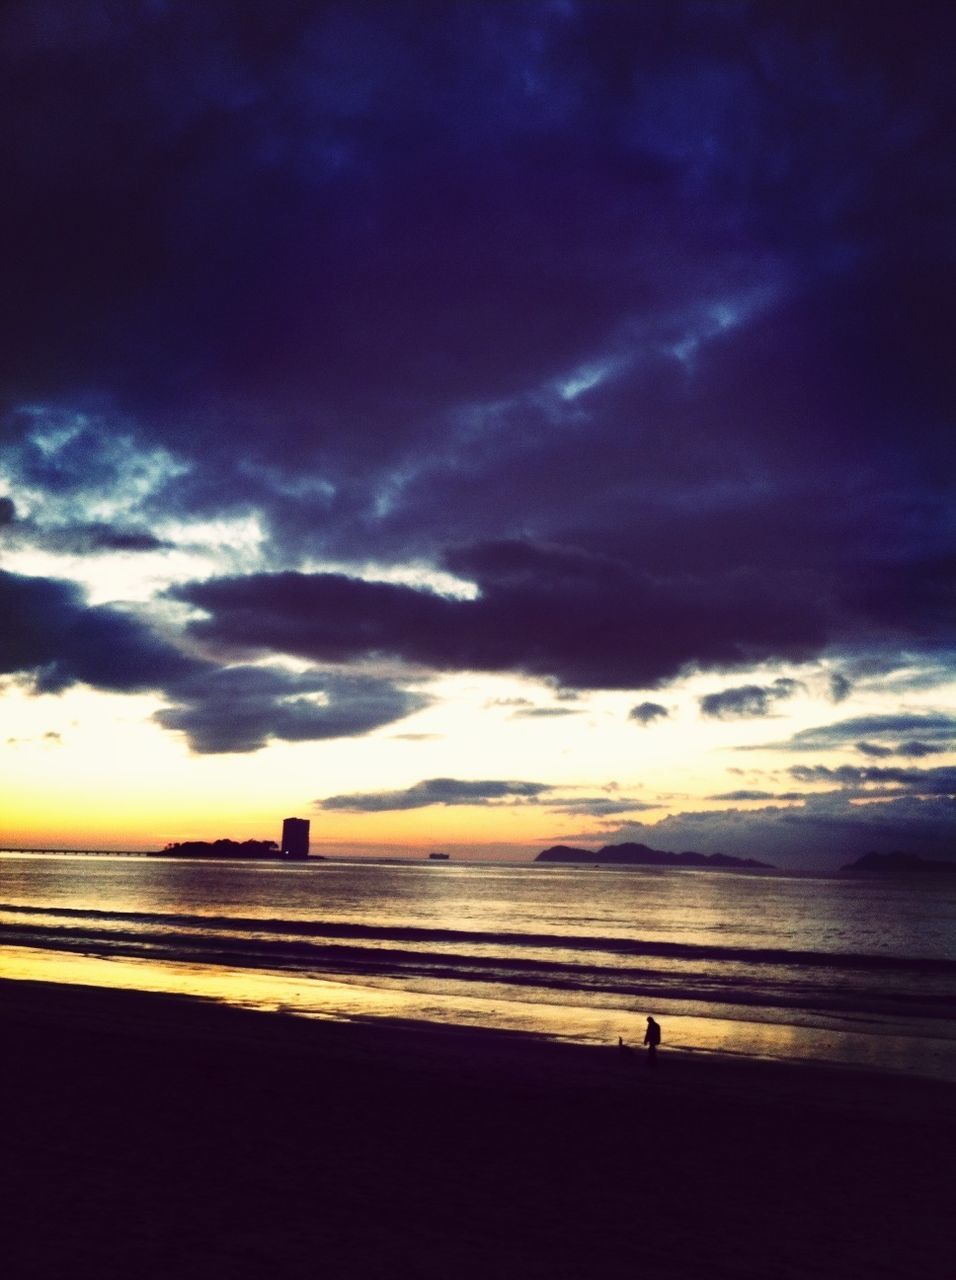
(779, 714, 956, 756)
(318, 778, 553, 813)
(545, 796, 659, 817)
(707, 789, 809, 802)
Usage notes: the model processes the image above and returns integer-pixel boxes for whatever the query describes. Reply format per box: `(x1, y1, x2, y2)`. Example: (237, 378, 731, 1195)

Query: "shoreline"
(3, 967, 952, 1100)
(4, 940, 954, 1083)
(2, 971, 954, 1098)
(2, 976, 954, 1278)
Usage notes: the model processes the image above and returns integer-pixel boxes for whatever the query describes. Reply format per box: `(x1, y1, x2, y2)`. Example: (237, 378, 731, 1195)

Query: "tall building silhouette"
(281, 817, 310, 859)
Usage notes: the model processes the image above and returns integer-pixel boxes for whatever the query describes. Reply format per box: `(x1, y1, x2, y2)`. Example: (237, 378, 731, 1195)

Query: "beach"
(2, 978, 953, 1279)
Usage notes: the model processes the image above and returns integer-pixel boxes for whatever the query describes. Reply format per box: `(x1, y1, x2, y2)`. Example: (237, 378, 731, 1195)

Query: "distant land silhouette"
(535, 842, 772, 869)
(841, 851, 956, 875)
(153, 839, 322, 860)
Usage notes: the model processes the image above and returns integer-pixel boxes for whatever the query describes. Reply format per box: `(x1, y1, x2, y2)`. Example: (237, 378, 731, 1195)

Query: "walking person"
(643, 1015, 661, 1067)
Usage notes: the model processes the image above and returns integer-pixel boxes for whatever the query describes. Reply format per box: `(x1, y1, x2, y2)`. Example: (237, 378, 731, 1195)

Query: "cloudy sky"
(2, 1, 954, 868)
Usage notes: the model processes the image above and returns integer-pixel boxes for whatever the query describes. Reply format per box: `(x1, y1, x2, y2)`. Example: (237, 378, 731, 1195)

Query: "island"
(427, 852, 450, 860)
(535, 841, 772, 870)
(152, 839, 321, 861)
(840, 851, 956, 875)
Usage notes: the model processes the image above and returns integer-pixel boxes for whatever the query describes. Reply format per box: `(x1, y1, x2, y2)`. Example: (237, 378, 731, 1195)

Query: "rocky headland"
(534, 841, 772, 869)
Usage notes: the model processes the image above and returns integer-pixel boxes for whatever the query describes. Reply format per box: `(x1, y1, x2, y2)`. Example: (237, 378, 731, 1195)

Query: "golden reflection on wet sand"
(3, 943, 953, 1081)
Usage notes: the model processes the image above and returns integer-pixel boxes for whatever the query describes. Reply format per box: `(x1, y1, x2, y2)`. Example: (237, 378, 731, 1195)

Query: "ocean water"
(2, 852, 955, 1080)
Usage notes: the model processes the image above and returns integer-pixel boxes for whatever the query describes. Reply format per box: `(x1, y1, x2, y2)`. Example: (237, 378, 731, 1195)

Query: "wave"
(2, 932, 952, 1026)
(1, 901, 954, 974)
(3, 920, 956, 1031)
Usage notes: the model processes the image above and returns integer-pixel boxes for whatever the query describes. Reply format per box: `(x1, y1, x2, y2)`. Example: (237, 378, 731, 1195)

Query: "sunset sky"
(2, 1, 954, 869)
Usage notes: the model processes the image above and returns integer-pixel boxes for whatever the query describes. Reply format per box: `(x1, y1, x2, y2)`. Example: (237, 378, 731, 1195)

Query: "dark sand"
(1, 979, 953, 1279)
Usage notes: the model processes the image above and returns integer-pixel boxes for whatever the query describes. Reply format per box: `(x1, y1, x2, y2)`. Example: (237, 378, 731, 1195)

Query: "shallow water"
(2, 852, 955, 1078)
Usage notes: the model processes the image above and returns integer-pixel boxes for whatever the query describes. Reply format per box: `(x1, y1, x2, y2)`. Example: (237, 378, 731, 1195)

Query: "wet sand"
(1, 978, 953, 1279)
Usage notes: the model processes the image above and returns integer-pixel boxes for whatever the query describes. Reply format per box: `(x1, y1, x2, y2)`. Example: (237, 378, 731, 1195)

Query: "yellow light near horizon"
(5, 657, 955, 856)
(0, 671, 726, 851)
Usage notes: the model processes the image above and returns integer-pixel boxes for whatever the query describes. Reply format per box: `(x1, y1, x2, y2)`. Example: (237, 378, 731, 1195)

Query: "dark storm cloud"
(11, 521, 172, 554)
(0, 569, 198, 693)
(318, 778, 553, 813)
(629, 702, 669, 725)
(789, 764, 956, 796)
(75, 525, 170, 552)
(155, 666, 427, 755)
(2, 1, 954, 682)
(0, 568, 425, 751)
(699, 678, 803, 719)
(171, 552, 827, 689)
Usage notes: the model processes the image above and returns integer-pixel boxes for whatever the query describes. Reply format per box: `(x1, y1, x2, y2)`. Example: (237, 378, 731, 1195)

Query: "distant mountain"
(841, 851, 956, 875)
(535, 842, 772, 870)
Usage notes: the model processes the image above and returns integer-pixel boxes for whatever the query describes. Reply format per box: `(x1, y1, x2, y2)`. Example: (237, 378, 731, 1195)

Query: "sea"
(2, 852, 955, 1081)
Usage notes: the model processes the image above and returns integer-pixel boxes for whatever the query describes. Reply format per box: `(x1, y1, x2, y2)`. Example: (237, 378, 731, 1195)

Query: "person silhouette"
(643, 1016, 661, 1067)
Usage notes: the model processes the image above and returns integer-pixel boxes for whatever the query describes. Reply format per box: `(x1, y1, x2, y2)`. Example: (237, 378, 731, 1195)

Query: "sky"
(1, 0, 954, 869)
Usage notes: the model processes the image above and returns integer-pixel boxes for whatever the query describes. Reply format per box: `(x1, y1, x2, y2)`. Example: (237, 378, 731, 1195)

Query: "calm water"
(2, 853, 955, 1079)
